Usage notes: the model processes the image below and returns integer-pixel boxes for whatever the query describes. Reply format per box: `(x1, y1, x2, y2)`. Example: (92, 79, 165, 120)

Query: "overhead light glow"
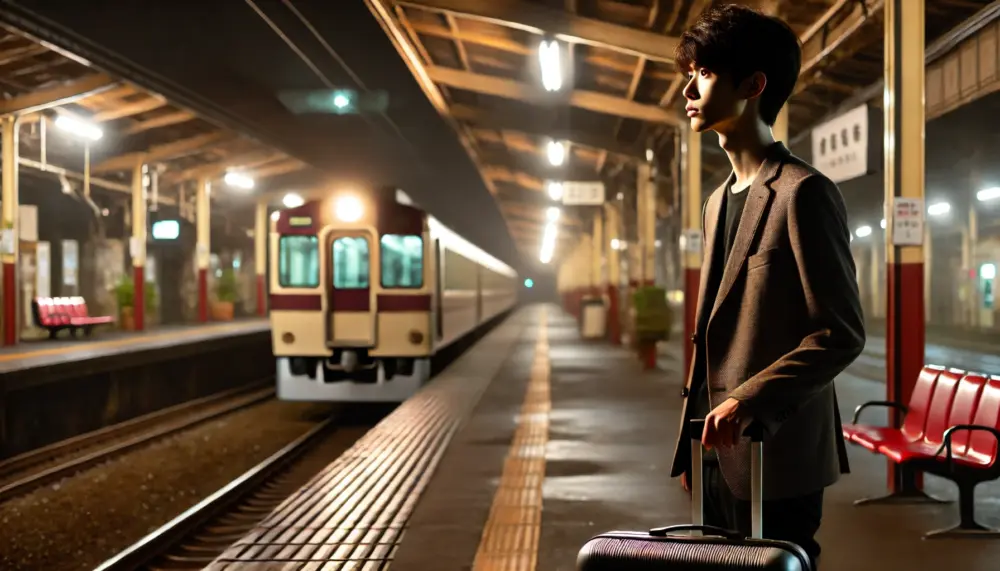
(977, 187, 1000, 202)
(880, 218, 886, 229)
(610, 238, 621, 250)
(982, 263, 997, 280)
(547, 140, 565, 166)
(927, 201, 951, 216)
(538, 39, 562, 92)
(333, 93, 350, 109)
(270, 211, 280, 222)
(855, 225, 872, 238)
(54, 114, 103, 141)
(335, 195, 364, 222)
(546, 206, 560, 222)
(283, 192, 305, 208)
(547, 181, 563, 201)
(539, 221, 558, 263)
(224, 171, 255, 190)
(646, 148, 654, 162)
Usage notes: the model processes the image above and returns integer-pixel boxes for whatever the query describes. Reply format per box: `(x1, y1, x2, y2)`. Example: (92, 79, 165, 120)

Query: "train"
(268, 188, 519, 402)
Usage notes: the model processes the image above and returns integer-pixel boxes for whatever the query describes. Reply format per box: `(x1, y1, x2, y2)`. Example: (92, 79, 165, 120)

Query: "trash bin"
(580, 295, 607, 339)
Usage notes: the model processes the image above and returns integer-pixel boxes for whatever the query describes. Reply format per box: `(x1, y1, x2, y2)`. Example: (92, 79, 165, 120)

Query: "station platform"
(0, 319, 270, 376)
(208, 305, 1000, 571)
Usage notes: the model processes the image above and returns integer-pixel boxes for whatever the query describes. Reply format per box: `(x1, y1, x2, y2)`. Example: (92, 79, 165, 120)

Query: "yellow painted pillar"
(681, 129, 702, 376)
(882, 0, 926, 496)
(196, 177, 211, 322)
(255, 199, 268, 316)
(638, 163, 656, 286)
(773, 105, 789, 144)
(592, 209, 603, 293)
(1, 116, 19, 345)
(131, 158, 147, 331)
(605, 202, 621, 344)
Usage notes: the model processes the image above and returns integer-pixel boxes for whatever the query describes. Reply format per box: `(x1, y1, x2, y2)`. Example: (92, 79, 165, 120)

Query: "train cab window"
(380, 234, 424, 288)
(278, 235, 320, 288)
(332, 236, 370, 288)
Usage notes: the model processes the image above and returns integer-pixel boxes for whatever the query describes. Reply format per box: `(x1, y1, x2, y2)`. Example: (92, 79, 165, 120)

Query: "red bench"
(31, 296, 113, 338)
(843, 365, 1000, 538)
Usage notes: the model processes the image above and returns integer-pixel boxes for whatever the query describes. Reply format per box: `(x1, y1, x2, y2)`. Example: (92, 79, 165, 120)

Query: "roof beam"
(160, 150, 284, 185)
(251, 158, 306, 179)
(397, 0, 679, 63)
(797, 0, 883, 89)
(427, 66, 681, 125)
(451, 104, 646, 160)
(92, 131, 230, 173)
(0, 73, 117, 116)
(120, 110, 197, 136)
(91, 96, 167, 122)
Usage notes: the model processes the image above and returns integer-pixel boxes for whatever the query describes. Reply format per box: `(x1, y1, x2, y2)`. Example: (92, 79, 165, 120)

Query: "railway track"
(93, 413, 368, 571)
(0, 382, 274, 503)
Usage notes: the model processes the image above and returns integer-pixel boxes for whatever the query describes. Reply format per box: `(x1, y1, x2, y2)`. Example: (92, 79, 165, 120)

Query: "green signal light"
(333, 93, 350, 109)
(524, 278, 534, 288)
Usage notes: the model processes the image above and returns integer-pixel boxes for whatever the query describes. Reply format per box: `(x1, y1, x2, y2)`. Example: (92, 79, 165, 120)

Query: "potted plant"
(212, 268, 239, 321)
(631, 286, 673, 368)
(113, 276, 159, 330)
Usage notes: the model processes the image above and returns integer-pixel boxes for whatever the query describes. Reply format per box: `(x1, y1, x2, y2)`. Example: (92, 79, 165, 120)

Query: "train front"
(267, 191, 433, 402)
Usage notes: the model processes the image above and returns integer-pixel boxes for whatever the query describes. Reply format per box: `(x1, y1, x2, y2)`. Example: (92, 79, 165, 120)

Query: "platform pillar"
(681, 129, 702, 378)
(196, 177, 211, 323)
(638, 163, 656, 287)
(884, 0, 926, 494)
(1, 116, 19, 346)
(254, 199, 268, 316)
(131, 159, 147, 331)
(592, 208, 604, 293)
(605, 203, 621, 344)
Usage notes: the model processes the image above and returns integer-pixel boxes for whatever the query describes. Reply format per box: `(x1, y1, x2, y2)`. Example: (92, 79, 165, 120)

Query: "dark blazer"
(669, 142, 865, 501)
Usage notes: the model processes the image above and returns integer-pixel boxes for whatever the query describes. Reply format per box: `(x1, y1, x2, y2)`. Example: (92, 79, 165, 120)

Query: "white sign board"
(562, 181, 605, 205)
(62, 239, 78, 287)
(36, 241, 50, 298)
(679, 229, 702, 253)
(892, 197, 924, 246)
(811, 104, 868, 183)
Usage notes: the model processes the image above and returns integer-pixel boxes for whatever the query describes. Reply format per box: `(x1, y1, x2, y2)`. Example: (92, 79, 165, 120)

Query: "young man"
(668, 5, 865, 568)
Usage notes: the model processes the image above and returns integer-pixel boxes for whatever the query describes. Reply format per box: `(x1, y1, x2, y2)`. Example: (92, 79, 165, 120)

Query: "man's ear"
(741, 71, 767, 100)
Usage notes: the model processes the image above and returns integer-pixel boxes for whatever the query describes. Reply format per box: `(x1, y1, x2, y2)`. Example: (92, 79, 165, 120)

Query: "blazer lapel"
(708, 144, 787, 323)
(694, 180, 727, 335)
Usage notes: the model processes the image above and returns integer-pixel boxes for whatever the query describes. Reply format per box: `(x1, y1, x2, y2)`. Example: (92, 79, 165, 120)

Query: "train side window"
(278, 235, 320, 288)
(381, 234, 424, 288)
(332, 236, 370, 288)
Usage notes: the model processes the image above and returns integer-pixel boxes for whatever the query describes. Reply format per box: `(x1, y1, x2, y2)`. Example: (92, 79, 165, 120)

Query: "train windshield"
(332, 236, 370, 288)
(278, 235, 319, 288)
(381, 234, 423, 288)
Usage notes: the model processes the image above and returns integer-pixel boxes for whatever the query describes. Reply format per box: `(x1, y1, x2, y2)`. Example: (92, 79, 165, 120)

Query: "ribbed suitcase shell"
(577, 530, 811, 571)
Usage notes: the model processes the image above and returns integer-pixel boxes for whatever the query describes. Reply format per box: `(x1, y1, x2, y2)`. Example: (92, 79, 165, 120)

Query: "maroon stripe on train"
(378, 294, 431, 312)
(331, 288, 370, 311)
(270, 294, 322, 310)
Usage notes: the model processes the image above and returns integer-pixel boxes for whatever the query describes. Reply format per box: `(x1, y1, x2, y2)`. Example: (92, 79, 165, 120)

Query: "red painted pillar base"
(683, 267, 700, 377)
(638, 340, 657, 370)
(886, 260, 925, 492)
(3, 261, 16, 346)
(134, 266, 145, 331)
(256, 274, 266, 316)
(606, 285, 620, 345)
(198, 268, 208, 323)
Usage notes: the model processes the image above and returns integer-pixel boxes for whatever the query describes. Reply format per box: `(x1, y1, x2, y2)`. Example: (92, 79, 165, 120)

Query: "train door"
(326, 232, 376, 347)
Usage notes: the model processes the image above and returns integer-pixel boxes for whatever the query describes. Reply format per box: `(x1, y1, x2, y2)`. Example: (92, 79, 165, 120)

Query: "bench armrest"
(934, 424, 1000, 474)
(851, 400, 908, 424)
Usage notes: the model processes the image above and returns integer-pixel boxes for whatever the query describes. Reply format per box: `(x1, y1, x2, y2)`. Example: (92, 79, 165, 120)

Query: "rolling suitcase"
(576, 419, 813, 570)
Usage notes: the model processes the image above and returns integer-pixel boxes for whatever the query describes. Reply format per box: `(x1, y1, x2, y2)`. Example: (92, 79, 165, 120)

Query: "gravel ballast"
(0, 398, 337, 571)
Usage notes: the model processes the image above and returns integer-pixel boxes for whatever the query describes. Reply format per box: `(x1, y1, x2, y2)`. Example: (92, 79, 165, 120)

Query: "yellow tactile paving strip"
(472, 307, 550, 571)
(0, 321, 266, 364)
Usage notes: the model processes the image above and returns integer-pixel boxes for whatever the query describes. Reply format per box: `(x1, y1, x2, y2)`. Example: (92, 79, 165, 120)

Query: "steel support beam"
(0, 73, 116, 116)
(197, 177, 211, 323)
(131, 159, 147, 331)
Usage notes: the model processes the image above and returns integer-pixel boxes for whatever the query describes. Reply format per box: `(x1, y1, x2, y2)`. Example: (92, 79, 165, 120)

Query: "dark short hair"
(675, 5, 801, 126)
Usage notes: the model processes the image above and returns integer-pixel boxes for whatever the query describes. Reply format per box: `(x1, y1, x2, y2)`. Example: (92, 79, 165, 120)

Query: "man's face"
(681, 65, 748, 134)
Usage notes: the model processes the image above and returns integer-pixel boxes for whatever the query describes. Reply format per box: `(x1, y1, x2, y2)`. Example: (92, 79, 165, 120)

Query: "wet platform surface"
(0, 319, 269, 375)
(396, 305, 1000, 571)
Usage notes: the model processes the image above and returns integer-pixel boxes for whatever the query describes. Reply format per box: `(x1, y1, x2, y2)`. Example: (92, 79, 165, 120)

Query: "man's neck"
(717, 116, 775, 189)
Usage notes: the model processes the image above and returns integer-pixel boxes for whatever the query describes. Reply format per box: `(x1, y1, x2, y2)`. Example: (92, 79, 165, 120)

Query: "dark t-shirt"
(694, 180, 749, 462)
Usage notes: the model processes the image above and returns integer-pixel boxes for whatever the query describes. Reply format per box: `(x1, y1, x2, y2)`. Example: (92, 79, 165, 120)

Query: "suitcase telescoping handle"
(687, 418, 764, 539)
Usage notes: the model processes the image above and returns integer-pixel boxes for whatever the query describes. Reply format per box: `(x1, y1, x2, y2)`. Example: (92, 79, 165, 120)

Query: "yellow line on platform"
(0, 321, 262, 363)
(473, 307, 550, 571)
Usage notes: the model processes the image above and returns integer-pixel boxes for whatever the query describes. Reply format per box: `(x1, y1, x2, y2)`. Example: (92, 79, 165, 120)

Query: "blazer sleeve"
(728, 174, 866, 436)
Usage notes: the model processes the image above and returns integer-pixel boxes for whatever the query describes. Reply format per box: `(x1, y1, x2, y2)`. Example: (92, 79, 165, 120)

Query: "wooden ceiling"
(0, 27, 313, 217)
(367, 0, 996, 261)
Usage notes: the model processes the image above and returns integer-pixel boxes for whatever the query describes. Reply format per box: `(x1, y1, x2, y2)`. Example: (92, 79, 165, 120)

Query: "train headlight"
(409, 330, 424, 345)
(282, 332, 295, 344)
(335, 195, 364, 222)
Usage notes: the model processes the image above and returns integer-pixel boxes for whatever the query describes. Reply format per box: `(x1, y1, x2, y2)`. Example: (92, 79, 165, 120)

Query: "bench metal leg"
(854, 464, 950, 506)
(923, 481, 1000, 540)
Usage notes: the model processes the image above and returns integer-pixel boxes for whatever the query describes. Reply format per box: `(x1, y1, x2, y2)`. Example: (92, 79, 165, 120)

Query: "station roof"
(369, 0, 995, 259)
(0, 25, 316, 220)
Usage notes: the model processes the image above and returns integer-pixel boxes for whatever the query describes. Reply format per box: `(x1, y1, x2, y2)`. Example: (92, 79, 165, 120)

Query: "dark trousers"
(702, 461, 824, 569)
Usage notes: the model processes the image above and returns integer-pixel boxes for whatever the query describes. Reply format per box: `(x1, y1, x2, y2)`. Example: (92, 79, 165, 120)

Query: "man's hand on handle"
(702, 397, 751, 450)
